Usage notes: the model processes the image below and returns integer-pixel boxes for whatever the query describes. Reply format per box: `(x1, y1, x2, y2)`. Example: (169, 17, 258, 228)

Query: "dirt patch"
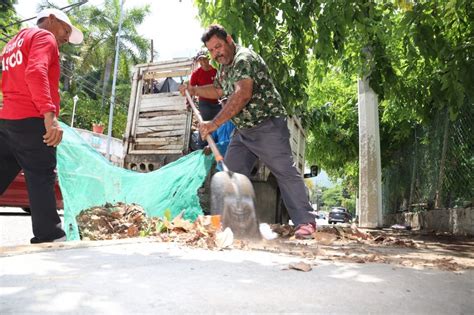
(256, 224, 474, 272)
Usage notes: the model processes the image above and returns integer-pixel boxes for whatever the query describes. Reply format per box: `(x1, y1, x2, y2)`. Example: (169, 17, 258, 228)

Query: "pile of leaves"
(76, 202, 230, 249)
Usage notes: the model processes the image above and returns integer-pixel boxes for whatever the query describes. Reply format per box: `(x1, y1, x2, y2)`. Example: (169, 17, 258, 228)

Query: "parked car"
(328, 207, 352, 224)
(0, 172, 63, 213)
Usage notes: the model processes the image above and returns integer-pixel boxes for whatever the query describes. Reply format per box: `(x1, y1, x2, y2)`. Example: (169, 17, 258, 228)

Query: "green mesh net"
(56, 122, 214, 240)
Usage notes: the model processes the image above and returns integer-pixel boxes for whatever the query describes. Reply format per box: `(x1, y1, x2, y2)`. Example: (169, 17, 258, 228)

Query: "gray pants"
(225, 117, 314, 225)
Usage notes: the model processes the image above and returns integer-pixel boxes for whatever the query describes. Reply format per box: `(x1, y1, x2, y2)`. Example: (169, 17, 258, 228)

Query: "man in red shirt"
(190, 51, 221, 121)
(0, 8, 83, 243)
(189, 51, 221, 149)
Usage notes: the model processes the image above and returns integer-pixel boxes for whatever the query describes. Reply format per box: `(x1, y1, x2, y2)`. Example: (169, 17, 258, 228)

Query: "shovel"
(184, 90, 260, 239)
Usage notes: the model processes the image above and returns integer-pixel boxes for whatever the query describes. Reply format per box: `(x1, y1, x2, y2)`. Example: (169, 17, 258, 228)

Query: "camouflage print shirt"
(214, 45, 286, 129)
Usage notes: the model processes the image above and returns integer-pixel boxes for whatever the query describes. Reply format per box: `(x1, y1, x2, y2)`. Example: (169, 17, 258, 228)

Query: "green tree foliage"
(0, 0, 20, 52)
(194, 0, 473, 192)
(322, 186, 342, 208)
(321, 184, 356, 213)
(305, 62, 359, 188)
(58, 91, 126, 137)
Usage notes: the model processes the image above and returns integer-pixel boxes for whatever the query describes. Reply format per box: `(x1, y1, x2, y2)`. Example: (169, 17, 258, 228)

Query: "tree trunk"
(101, 57, 113, 109)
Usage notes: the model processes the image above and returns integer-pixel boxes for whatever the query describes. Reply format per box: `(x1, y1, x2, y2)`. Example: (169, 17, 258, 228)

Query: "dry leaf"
(216, 227, 234, 249)
(313, 232, 337, 245)
(172, 215, 194, 232)
(350, 224, 372, 240)
(127, 225, 139, 237)
(288, 262, 312, 272)
(270, 224, 293, 237)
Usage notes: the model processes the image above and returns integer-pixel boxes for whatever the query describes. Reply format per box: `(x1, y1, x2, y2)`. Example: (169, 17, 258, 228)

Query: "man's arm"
(24, 31, 58, 116)
(199, 78, 253, 139)
(179, 83, 223, 100)
(24, 31, 63, 147)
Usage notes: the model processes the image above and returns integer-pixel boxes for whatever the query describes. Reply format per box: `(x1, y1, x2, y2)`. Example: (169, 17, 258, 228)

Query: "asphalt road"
(0, 207, 64, 246)
(1, 207, 473, 314)
(1, 240, 473, 315)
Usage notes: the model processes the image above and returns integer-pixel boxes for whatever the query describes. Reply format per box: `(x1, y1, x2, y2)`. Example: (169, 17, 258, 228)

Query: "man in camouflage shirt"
(179, 24, 316, 238)
(213, 43, 286, 129)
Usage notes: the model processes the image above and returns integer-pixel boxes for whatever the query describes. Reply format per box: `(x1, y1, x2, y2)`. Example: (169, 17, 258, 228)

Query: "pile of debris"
(76, 202, 229, 249)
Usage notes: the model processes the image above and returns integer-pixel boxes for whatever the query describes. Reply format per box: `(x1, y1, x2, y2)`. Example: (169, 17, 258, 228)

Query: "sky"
(13, 0, 205, 61)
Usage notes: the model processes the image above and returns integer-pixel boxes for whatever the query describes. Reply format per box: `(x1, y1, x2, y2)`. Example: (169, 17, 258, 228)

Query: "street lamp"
(71, 94, 79, 128)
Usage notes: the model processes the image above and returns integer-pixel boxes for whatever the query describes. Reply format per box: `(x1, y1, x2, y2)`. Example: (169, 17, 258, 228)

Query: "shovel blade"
(210, 171, 260, 240)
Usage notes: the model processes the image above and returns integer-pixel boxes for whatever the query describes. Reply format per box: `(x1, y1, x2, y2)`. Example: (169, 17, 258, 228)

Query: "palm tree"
(76, 0, 150, 109)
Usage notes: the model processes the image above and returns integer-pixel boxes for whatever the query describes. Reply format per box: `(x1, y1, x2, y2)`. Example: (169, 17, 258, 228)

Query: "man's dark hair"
(201, 24, 228, 44)
(37, 17, 47, 25)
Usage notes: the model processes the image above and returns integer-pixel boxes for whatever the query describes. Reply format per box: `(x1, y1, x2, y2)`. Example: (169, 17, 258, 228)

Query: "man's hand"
(203, 145, 212, 155)
(178, 83, 196, 97)
(43, 112, 63, 147)
(199, 121, 218, 140)
(179, 84, 195, 110)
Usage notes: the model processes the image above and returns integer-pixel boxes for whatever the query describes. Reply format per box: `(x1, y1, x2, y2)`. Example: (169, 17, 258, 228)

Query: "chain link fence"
(382, 106, 473, 214)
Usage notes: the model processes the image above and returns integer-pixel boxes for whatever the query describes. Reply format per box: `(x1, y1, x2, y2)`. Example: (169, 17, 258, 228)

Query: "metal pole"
(106, 0, 125, 160)
(150, 39, 154, 62)
(71, 95, 79, 128)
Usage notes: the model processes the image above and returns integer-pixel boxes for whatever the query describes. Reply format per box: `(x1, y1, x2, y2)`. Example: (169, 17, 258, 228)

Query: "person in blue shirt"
(204, 120, 235, 171)
(212, 120, 235, 155)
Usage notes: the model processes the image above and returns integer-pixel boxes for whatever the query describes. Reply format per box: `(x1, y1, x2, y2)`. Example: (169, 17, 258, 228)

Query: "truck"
(122, 58, 315, 224)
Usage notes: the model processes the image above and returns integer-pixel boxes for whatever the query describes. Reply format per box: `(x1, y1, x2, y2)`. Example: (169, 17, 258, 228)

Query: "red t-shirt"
(190, 66, 218, 103)
(0, 28, 60, 120)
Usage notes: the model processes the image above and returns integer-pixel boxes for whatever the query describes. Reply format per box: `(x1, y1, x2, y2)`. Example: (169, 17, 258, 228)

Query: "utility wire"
(60, 62, 107, 90)
(60, 64, 127, 108)
(60, 60, 130, 106)
(4, 0, 89, 29)
(60, 64, 127, 107)
(60, 67, 115, 105)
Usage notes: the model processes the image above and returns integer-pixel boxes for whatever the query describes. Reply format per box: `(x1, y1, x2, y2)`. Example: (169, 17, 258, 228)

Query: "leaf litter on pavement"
(75, 203, 473, 272)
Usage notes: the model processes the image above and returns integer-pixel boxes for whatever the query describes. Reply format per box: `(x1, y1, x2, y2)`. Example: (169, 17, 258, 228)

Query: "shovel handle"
(184, 90, 224, 162)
